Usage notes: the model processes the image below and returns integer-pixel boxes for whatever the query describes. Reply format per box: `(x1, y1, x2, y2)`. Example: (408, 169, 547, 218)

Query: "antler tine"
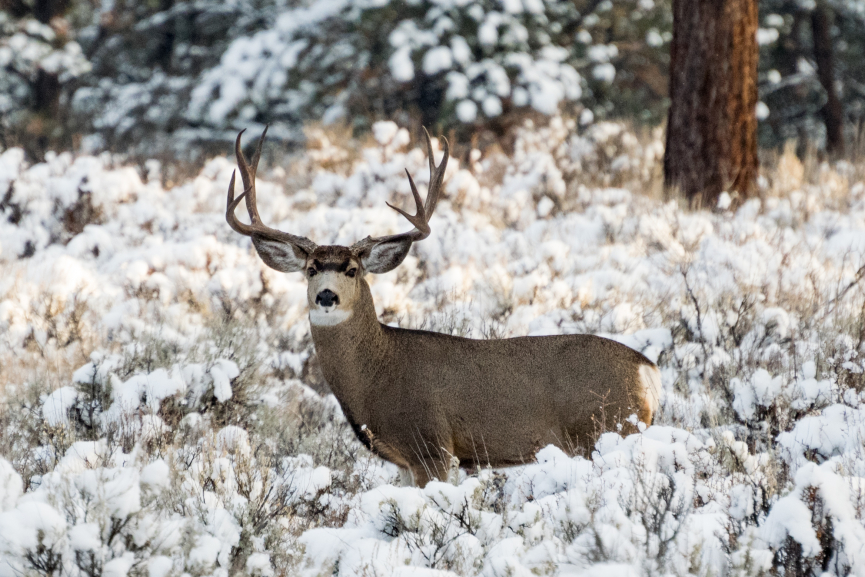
(250, 125, 268, 172)
(384, 169, 429, 234)
(226, 170, 249, 235)
(351, 127, 448, 253)
(422, 127, 448, 219)
(234, 128, 264, 225)
(386, 128, 449, 238)
(226, 129, 317, 253)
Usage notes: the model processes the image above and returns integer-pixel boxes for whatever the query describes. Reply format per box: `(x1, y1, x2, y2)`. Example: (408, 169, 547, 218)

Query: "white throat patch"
(309, 307, 352, 326)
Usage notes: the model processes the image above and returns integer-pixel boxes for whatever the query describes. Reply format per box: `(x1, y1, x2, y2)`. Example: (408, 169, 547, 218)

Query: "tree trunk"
(33, 68, 60, 116)
(31, 0, 66, 112)
(664, 0, 759, 209)
(153, 0, 176, 70)
(811, 3, 844, 156)
(18, 0, 69, 159)
(33, 0, 68, 24)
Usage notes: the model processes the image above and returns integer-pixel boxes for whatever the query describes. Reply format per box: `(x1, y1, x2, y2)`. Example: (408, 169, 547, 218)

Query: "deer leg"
(398, 467, 415, 487)
(410, 464, 434, 488)
(445, 453, 461, 485)
(402, 425, 457, 487)
(409, 459, 450, 487)
(409, 440, 458, 487)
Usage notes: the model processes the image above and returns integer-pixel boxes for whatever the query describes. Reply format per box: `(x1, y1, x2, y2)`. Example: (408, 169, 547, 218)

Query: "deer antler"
(226, 128, 317, 254)
(351, 128, 449, 254)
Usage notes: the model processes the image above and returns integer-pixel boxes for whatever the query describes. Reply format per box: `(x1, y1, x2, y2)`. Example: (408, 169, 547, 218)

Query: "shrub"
(187, 0, 670, 140)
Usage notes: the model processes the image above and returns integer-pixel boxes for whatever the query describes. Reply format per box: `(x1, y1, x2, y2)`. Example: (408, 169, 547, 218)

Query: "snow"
(210, 359, 239, 402)
(69, 522, 102, 551)
(588, 44, 618, 63)
(592, 63, 616, 83)
(757, 27, 780, 45)
(646, 29, 664, 47)
(216, 425, 251, 457)
(147, 556, 174, 577)
(246, 552, 274, 576)
(189, 534, 223, 568)
(104, 369, 186, 422)
(482, 95, 503, 117)
(42, 386, 79, 426)
(761, 462, 865, 572)
(103, 552, 136, 577)
(0, 501, 68, 562)
(450, 36, 472, 64)
(181, 0, 610, 127)
(456, 99, 478, 122)
(0, 459, 22, 514)
(390, 47, 416, 82)
(2, 119, 865, 575)
(140, 459, 170, 490)
(373, 121, 400, 146)
(765, 13, 785, 27)
(423, 46, 454, 75)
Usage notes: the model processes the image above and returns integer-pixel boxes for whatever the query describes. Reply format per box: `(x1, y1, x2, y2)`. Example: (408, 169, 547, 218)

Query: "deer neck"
(309, 279, 388, 418)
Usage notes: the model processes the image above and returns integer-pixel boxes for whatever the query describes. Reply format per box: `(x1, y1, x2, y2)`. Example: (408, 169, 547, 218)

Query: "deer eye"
(346, 268, 357, 278)
(307, 268, 317, 277)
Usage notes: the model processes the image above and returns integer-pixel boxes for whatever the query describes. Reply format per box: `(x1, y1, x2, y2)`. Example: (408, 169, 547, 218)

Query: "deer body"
(226, 129, 661, 487)
(309, 258, 658, 486)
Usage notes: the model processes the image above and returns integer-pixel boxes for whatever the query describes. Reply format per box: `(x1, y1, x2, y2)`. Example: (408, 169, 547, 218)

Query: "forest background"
(2, 0, 864, 170)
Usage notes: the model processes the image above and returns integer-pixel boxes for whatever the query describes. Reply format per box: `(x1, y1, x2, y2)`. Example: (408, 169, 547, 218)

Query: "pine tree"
(664, 0, 759, 209)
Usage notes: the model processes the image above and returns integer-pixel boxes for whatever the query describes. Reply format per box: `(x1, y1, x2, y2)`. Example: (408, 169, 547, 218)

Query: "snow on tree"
(0, 6, 91, 158)
(1, 0, 864, 160)
(185, 0, 670, 138)
(758, 0, 865, 152)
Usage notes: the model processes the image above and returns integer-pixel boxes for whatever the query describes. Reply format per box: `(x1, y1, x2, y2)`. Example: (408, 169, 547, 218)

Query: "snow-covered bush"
(0, 0, 674, 162)
(0, 16, 90, 108)
(2, 120, 865, 574)
(187, 0, 669, 136)
(757, 0, 865, 150)
(68, 0, 293, 161)
(0, 12, 91, 156)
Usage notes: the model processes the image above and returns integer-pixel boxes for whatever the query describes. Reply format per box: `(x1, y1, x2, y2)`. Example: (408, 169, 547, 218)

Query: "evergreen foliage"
(1, 0, 864, 159)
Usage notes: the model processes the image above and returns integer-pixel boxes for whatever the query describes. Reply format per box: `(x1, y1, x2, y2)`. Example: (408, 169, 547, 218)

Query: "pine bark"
(33, 0, 69, 24)
(31, 0, 67, 116)
(664, 0, 759, 209)
(811, 4, 844, 156)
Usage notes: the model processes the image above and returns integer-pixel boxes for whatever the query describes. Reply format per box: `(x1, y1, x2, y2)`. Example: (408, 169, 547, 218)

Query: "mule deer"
(226, 128, 661, 486)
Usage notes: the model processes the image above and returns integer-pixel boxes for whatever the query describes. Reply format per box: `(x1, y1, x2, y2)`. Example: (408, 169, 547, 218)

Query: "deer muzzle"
(315, 289, 340, 308)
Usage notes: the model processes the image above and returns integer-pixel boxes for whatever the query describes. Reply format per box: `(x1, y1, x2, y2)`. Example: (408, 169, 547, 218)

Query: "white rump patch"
(640, 364, 662, 413)
(309, 307, 352, 326)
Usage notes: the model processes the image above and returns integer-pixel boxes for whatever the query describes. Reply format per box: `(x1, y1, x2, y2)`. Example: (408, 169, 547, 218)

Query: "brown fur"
(308, 257, 657, 486)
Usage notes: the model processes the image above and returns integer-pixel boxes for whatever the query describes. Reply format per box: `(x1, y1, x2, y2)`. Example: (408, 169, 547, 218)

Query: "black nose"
(315, 289, 339, 307)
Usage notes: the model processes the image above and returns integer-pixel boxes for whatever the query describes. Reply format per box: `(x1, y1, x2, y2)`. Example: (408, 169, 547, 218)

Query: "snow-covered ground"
(1, 119, 865, 576)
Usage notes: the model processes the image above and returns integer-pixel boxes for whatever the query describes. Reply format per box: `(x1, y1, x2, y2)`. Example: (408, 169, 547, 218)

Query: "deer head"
(226, 128, 449, 326)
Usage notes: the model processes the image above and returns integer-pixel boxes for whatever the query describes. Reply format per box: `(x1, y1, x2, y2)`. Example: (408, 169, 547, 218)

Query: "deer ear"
(252, 238, 309, 272)
(359, 238, 412, 274)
